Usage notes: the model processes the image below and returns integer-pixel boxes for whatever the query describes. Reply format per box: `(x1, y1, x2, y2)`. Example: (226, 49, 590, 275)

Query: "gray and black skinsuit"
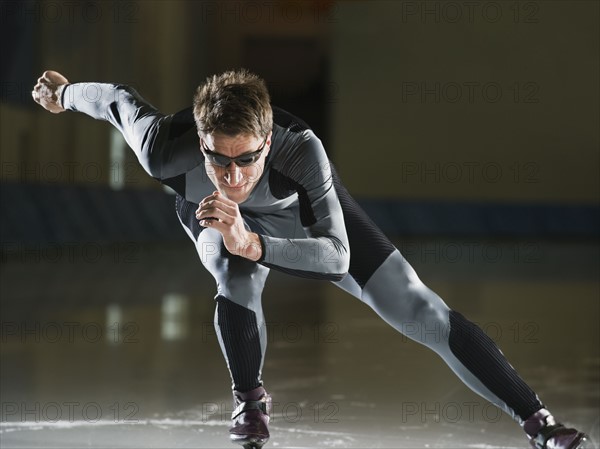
(62, 83, 544, 425)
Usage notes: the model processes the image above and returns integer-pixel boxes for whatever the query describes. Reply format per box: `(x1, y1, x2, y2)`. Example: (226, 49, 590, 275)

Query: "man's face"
(200, 132, 271, 204)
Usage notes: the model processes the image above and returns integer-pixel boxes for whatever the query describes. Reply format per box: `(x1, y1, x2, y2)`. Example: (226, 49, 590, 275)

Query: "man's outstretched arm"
(32, 70, 202, 181)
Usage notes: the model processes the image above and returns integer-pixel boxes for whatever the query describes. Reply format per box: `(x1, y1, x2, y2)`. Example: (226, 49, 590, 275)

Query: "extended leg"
(341, 249, 543, 421)
(331, 172, 589, 448)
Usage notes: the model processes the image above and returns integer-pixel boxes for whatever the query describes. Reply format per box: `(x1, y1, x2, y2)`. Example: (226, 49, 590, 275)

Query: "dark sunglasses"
(201, 137, 268, 167)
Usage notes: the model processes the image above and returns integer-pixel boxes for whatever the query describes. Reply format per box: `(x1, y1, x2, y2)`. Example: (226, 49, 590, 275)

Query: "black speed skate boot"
(229, 386, 271, 449)
(524, 408, 591, 449)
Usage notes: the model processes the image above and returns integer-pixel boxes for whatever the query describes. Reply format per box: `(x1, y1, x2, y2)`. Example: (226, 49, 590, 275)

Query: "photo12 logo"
(398, 2, 540, 24)
(0, 321, 140, 344)
(399, 82, 540, 104)
(1, 401, 139, 423)
(0, 1, 139, 25)
(400, 401, 504, 424)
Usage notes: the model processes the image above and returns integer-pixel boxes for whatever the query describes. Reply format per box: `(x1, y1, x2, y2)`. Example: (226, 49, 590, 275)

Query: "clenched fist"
(32, 70, 70, 113)
(196, 191, 263, 261)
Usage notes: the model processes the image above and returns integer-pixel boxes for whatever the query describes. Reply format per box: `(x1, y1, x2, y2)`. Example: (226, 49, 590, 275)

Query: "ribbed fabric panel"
(175, 194, 203, 240)
(216, 295, 263, 392)
(449, 310, 543, 420)
(331, 168, 396, 288)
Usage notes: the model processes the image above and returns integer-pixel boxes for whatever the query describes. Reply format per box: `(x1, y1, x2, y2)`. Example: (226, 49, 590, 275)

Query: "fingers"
(210, 191, 236, 206)
(35, 83, 57, 101)
(196, 192, 241, 228)
(31, 82, 47, 104)
(198, 191, 219, 206)
(32, 76, 51, 103)
(198, 199, 236, 216)
(37, 73, 53, 87)
(197, 191, 237, 215)
(34, 70, 68, 93)
(31, 71, 68, 112)
(196, 202, 235, 224)
(196, 206, 231, 223)
(199, 215, 228, 233)
(200, 191, 227, 204)
(36, 78, 53, 91)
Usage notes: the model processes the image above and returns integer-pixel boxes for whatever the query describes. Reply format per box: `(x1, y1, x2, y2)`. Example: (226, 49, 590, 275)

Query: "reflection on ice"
(105, 303, 123, 345)
(161, 293, 190, 341)
(1, 241, 597, 448)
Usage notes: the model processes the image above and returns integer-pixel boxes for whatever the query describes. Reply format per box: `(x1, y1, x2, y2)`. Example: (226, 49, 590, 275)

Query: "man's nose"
(224, 164, 243, 185)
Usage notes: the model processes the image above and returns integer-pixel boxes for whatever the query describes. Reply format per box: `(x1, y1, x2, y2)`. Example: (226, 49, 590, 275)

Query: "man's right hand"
(32, 70, 70, 114)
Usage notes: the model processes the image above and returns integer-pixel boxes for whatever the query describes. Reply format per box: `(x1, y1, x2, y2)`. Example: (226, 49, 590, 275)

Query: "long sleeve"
(61, 83, 202, 180)
(257, 133, 350, 281)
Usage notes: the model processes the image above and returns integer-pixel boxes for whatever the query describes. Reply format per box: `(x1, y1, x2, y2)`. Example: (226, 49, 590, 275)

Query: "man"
(32, 69, 590, 449)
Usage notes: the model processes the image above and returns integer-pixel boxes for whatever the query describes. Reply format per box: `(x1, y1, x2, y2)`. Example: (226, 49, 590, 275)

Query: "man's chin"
(219, 186, 250, 203)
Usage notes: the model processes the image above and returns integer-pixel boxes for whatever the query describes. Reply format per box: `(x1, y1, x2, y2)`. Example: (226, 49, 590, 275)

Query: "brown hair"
(193, 69, 273, 138)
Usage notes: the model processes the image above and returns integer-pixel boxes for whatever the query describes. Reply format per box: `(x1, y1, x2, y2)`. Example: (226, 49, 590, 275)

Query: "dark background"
(1, 0, 598, 241)
(0, 2, 598, 447)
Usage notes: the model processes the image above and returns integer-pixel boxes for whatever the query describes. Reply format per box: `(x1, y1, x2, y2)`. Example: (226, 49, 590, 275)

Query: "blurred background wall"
(0, 0, 598, 243)
(1, 3, 598, 443)
(332, 1, 598, 203)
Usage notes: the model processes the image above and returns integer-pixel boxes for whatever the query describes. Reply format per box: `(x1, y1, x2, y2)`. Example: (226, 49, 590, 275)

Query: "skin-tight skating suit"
(61, 82, 544, 424)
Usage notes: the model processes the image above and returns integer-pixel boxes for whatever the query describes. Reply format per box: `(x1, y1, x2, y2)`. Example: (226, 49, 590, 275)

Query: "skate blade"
(231, 435, 268, 449)
(242, 443, 265, 449)
(575, 434, 593, 449)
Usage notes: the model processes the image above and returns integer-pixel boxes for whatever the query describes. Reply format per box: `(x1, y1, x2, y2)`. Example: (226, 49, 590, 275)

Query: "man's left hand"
(196, 191, 262, 261)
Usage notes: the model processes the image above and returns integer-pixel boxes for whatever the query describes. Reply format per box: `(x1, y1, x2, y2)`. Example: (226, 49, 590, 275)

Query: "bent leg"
(331, 171, 543, 424)
(176, 195, 269, 392)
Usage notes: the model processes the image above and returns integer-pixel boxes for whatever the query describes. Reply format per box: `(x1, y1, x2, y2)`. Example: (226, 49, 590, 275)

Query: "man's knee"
(399, 279, 447, 321)
(364, 278, 450, 345)
(195, 228, 270, 309)
(197, 239, 223, 264)
(399, 282, 450, 345)
(219, 256, 269, 305)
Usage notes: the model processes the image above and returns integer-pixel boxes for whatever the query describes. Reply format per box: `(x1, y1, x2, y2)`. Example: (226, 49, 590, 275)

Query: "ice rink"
(1, 239, 598, 448)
